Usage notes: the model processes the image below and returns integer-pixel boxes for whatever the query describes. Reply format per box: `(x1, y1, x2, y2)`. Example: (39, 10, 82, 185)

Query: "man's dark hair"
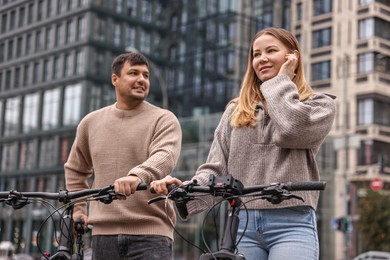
(111, 52, 149, 76)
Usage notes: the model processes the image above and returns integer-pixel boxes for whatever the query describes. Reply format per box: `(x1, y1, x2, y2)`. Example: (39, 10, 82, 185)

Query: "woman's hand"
(278, 50, 298, 80)
(151, 175, 183, 195)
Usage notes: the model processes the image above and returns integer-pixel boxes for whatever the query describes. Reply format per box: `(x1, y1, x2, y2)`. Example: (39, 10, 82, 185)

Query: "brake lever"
(5, 191, 29, 209)
(262, 192, 304, 204)
(148, 196, 167, 204)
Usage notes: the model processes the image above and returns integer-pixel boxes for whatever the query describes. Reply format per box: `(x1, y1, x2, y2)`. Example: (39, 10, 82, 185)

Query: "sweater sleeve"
(127, 111, 182, 184)
(64, 119, 94, 215)
(261, 74, 336, 149)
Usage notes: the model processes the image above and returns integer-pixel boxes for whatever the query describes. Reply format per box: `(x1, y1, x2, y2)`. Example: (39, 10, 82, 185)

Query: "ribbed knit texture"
(65, 101, 182, 240)
(187, 74, 336, 215)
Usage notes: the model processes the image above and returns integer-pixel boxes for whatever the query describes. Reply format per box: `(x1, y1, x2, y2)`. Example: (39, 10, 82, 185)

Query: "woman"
(152, 27, 336, 259)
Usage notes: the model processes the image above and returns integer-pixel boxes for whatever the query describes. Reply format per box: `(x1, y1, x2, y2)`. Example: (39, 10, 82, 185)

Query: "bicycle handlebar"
(0, 183, 148, 209)
(149, 175, 326, 219)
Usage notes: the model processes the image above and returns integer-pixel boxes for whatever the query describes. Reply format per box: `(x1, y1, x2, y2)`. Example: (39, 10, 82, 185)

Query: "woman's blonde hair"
(231, 27, 313, 127)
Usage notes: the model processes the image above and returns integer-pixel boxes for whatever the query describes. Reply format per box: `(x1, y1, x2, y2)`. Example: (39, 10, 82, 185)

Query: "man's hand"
(114, 175, 142, 199)
(73, 213, 88, 229)
(150, 175, 183, 195)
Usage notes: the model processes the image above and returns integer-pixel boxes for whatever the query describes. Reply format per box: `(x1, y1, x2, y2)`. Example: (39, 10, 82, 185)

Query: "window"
(33, 62, 40, 84)
(0, 42, 4, 62)
(54, 56, 62, 79)
(313, 0, 332, 16)
(114, 23, 121, 46)
(1, 14, 7, 33)
(25, 34, 32, 54)
(1, 142, 18, 171)
(18, 7, 25, 27)
(218, 24, 227, 45)
(22, 93, 40, 133)
(63, 84, 82, 126)
(16, 37, 22, 57)
(7, 39, 13, 60)
(89, 85, 102, 112)
(217, 52, 226, 74)
(358, 97, 390, 127)
(205, 51, 214, 72)
(55, 23, 63, 47)
(126, 0, 137, 16)
(5, 70, 11, 91)
(23, 64, 30, 86)
(27, 3, 34, 23)
(139, 32, 151, 54)
(60, 137, 73, 164)
(75, 49, 85, 75)
(358, 140, 390, 167)
(311, 60, 331, 81)
(45, 27, 53, 49)
(76, 16, 86, 41)
(46, 0, 52, 17)
(42, 88, 60, 130)
(116, 0, 123, 13)
(37, 0, 43, 21)
(297, 2, 303, 21)
(10, 11, 15, 30)
(4, 96, 21, 136)
(312, 28, 331, 48)
(14, 67, 20, 87)
(64, 53, 73, 77)
(358, 53, 374, 73)
(141, 0, 152, 22)
(35, 30, 42, 51)
(359, 18, 374, 39)
(124, 26, 135, 47)
(65, 20, 74, 44)
(39, 137, 57, 168)
(43, 59, 52, 81)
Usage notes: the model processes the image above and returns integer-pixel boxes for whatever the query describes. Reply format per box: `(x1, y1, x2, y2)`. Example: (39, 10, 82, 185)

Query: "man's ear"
(112, 74, 117, 86)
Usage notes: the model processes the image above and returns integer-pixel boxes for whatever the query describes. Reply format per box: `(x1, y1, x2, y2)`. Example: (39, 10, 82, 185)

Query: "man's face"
(112, 61, 150, 108)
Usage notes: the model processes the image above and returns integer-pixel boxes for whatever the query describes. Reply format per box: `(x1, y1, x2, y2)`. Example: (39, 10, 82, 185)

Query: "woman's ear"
(292, 50, 299, 58)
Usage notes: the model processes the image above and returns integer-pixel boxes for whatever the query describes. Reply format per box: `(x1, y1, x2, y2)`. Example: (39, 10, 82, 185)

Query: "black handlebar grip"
(136, 183, 148, 191)
(285, 181, 326, 191)
(149, 185, 177, 194)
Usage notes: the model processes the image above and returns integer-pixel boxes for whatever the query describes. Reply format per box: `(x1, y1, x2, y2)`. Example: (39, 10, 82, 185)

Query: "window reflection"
(23, 93, 40, 133)
(42, 88, 60, 130)
(1, 142, 18, 171)
(63, 83, 82, 126)
(19, 139, 38, 170)
(4, 96, 20, 136)
(39, 137, 57, 168)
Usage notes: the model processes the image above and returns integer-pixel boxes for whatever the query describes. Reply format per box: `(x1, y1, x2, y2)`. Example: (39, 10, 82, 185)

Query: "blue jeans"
(236, 207, 319, 260)
(91, 234, 173, 260)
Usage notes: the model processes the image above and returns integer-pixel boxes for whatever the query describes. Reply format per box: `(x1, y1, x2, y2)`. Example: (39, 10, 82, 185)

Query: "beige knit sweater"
(65, 101, 182, 240)
(187, 75, 336, 215)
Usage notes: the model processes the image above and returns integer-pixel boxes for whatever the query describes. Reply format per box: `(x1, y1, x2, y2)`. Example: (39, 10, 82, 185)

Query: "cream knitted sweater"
(65, 101, 182, 239)
(187, 75, 336, 214)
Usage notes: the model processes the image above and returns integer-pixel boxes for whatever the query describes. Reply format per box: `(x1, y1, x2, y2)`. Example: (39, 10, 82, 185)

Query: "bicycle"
(0, 183, 147, 260)
(149, 174, 326, 260)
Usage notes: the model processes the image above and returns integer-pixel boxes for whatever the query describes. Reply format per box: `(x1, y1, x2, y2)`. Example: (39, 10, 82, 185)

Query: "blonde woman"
(152, 27, 336, 260)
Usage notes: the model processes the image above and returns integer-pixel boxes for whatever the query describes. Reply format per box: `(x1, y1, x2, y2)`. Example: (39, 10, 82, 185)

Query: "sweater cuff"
(260, 74, 293, 98)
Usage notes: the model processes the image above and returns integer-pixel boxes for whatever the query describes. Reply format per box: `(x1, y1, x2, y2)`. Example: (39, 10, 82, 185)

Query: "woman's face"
(252, 34, 290, 82)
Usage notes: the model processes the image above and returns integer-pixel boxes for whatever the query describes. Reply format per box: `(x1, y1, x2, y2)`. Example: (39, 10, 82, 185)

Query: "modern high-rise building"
(0, 0, 389, 259)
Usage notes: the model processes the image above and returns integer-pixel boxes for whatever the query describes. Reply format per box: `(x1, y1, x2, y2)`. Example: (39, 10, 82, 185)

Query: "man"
(65, 52, 182, 259)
